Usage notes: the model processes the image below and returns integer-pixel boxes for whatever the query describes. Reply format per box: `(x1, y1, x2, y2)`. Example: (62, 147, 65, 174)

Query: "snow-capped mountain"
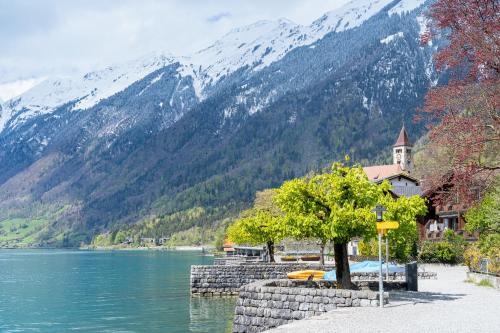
(0, 53, 177, 131)
(0, 0, 427, 134)
(0, 0, 437, 247)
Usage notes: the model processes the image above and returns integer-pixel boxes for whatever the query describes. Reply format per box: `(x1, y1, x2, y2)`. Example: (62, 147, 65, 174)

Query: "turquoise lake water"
(0, 250, 236, 333)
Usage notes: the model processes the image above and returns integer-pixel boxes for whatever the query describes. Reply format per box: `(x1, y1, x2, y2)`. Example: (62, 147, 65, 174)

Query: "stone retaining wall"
(190, 263, 436, 295)
(191, 264, 334, 295)
(467, 271, 500, 289)
(232, 279, 388, 333)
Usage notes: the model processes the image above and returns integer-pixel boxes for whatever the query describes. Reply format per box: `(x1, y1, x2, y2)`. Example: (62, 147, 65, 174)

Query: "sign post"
(372, 205, 386, 308)
(372, 204, 399, 309)
(378, 231, 383, 307)
(385, 236, 389, 281)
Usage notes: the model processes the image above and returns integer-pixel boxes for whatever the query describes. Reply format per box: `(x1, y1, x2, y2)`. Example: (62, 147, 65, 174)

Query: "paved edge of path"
(263, 265, 500, 333)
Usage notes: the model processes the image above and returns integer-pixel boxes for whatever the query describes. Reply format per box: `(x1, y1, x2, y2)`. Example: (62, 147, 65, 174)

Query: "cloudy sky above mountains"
(0, 0, 349, 100)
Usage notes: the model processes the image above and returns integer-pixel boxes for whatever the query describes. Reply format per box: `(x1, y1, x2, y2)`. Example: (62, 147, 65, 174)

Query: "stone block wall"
(191, 263, 436, 296)
(191, 263, 436, 295)
(191, 263, 334, 295)
(232, 279, 387, 333)
(351, 271, 405, 281)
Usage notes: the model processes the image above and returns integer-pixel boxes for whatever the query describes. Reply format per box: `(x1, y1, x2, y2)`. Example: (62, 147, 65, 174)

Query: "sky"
(0, 0, 351, 100)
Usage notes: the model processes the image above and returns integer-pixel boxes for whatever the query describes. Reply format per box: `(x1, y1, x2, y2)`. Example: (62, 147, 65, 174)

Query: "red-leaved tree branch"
(418, 0, 500, 203)
(422, 0, 500, 80)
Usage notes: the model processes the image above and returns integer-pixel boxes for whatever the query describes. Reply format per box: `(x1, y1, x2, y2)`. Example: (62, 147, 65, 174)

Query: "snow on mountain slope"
(0, 53, 176, 132)
(0, 77, 47, 102)
(74, 52, 176, 110)
(183, 0, 405, 96)
(389, 0, 426, 15)
(0, 0, 425, 132)
(381, 31, 405, 44)
(310, 0, 392, 35)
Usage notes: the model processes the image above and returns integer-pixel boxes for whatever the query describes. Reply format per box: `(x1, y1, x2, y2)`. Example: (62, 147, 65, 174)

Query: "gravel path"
(265, 265, 500, 333)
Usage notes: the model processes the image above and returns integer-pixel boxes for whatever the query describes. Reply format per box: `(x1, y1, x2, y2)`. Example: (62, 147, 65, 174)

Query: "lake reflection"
(190, 296, 236, 333)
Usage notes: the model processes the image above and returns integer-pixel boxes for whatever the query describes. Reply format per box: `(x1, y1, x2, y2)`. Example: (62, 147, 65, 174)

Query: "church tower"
(393, 125, 413, 172)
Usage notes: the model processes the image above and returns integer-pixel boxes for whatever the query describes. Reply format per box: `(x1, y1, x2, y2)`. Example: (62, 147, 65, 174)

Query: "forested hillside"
(0, 0, 441, 247)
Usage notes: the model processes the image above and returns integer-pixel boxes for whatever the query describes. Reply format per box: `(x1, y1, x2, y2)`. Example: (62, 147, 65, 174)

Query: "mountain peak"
(311, 0, 392, 34)
(0, 0, 429, 133)
(0, 53, 178, 132)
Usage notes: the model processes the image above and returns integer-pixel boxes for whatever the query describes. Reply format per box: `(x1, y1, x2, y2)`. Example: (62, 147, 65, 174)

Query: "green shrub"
(464, 182, 500, 275)
(478, 233, 500, 254)
(464, 245, 482, 271)
(443, 229, 466, 246)
(419, 240, 462, 264)
(360, 236, 418, 263)
(465, 235, 500, 275)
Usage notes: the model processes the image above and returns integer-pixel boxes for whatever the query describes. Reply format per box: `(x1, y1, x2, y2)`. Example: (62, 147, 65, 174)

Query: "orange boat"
(287, 270, 326, 280)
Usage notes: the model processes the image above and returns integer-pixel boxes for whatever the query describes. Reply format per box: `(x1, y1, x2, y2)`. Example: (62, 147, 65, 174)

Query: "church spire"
(393, 125, 412, 147)
(393, 125, 413, 172)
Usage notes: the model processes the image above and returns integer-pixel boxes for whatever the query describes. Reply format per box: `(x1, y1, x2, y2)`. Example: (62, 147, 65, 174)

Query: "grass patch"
(477, 279, 494, 288)
(0, 218, 49, 247)
(464, 278, 475, 284)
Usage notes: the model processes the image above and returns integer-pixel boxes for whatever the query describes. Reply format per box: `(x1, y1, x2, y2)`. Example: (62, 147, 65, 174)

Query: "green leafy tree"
(227, 210, 285, 262)
(227, 190, 285, 262)
(213, 226, 227, 251)
(273, 176, 333, 265)
(380, 195, 427, 261)
(464, 181, 500, 274)
(114, 230, 127, 244)
(465, 182, 500, 235)
(350, 195, 428, 261)
(275, 162, 387, 288)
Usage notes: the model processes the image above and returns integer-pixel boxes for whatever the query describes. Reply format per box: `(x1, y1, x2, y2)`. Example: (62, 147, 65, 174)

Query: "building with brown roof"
(347, 126, 425, 254)
(362, 125, 420, 195)
(361, 126, 475, 242)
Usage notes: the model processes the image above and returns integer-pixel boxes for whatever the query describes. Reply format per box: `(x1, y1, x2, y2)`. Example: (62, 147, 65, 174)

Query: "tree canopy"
(380, 195, 427, 261)
(465, 179, 500, 235)
(274, 162, 388, 287)
(275, 163, 386, 242)
(226, 189, 286, 262)
(227, 162, 428, 288)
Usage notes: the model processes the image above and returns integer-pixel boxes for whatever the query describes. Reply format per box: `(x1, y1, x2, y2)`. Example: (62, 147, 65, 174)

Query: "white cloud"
(0, 0, 350, 86)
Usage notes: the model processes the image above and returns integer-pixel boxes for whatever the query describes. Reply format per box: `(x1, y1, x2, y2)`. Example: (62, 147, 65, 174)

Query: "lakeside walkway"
(265, 265, 500, 333)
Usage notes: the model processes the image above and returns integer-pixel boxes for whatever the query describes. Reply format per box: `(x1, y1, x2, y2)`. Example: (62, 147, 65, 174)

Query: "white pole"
(378, 232, 383, 308)
(385, 236, 389, 281)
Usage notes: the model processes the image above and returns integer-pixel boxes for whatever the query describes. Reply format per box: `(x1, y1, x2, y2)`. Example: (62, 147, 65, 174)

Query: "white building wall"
(389, 179, 418, 187)
(393, 146, 412, 172)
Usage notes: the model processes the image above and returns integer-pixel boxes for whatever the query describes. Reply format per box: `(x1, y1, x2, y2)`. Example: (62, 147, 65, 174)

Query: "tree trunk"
(267, 241, 275, 263)
(319, 242, 326, 266)
(334, 242, 352, 289)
